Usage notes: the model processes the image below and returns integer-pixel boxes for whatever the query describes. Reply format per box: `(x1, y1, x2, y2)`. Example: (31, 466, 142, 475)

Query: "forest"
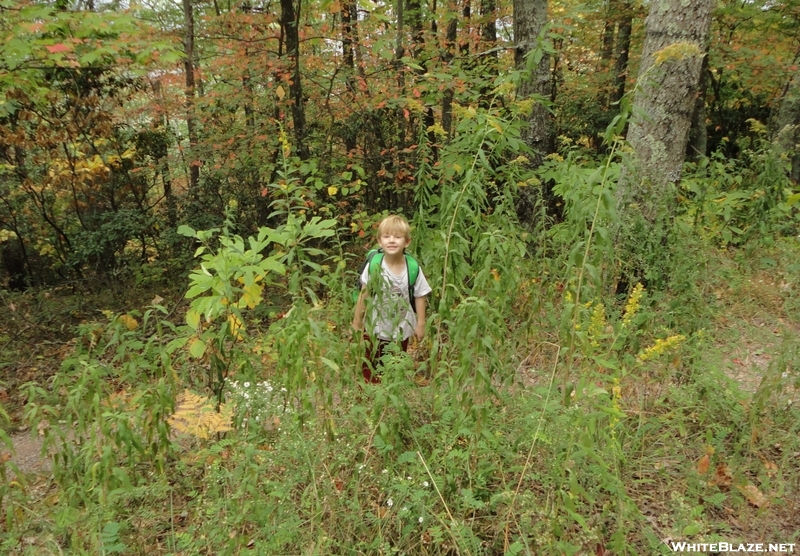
(0, 0, 799, 553)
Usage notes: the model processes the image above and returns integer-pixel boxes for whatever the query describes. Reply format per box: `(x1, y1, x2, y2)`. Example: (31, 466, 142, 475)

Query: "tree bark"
(441, 13, 458, 139)
(618, 0, 714, 221)
(610, 1, 632, 105)
(182, 0, 199, 196)
(513, 0, 552, 229)
(280, 0, 309, 159)
(773, 67, 800, 183)
(513, 0, 552, 168)
(687, 54, 709, 163)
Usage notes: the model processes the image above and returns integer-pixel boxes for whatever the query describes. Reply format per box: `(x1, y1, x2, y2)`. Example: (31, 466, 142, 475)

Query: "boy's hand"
(414, 323, 425, 342)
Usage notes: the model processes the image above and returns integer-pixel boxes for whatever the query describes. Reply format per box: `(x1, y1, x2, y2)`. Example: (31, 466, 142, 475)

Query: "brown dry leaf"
(36, 420, 49, 437)
(697, 454, 711, 475)
(263, 416, 281, 431)
(710, 463, 733, 487)
(737, 484, 769, 508)
(151, 295, 164, 305)
(0, 452, 11, 464)
(377, 507, 388, 518)
(758, 455, 778, 477)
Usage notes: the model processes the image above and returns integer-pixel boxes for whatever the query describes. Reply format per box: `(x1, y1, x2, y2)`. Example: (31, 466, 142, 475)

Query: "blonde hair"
(377, 215, 411, 240)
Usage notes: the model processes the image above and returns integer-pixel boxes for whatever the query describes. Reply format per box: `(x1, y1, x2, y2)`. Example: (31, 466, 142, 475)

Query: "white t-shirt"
(360, 257, 432, 341)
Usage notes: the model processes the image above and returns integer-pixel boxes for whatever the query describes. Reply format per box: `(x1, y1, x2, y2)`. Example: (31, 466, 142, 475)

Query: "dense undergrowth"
(1, 103, 799, 555)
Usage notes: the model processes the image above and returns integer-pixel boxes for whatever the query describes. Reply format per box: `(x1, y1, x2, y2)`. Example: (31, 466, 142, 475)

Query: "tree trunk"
(687, 54, 709, 163)
(513, 0, 552, 228)
(600, 0, 616, 65)
(182, 0, 199, 196)
(514, 0, 552, 167)
(773, 67, 800, 183)
(280, 0, 309, 159)
(441, 14, 458, 139)
(618, 0, 714, 220)
(610, 1, 632, 105)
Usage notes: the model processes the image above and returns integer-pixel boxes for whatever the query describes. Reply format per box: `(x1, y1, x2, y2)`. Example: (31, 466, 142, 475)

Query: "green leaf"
(682, 523, 701, 536)
(177, 225, 196, 237)
(189, 338, 206, 358)
(186, 310, 201, 330)
(320, 357, 339, 372)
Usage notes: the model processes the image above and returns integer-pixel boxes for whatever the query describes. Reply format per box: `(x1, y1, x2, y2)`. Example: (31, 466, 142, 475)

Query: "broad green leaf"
(186, 310, 200, 330)
(189, 338, 206, 358)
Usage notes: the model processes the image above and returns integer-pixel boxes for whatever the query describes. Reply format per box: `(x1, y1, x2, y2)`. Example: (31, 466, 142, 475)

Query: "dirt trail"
(3, 430, 50, 479)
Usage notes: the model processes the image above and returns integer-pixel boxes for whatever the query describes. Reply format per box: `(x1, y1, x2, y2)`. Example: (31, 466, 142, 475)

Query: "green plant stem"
(503, 342, 560, 552)
(564, 140, 619, 400)
(417, 450, 469, 556)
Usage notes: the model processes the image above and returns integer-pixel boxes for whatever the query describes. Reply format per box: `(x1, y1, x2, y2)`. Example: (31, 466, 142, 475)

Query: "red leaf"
(46, 43, 71, 54)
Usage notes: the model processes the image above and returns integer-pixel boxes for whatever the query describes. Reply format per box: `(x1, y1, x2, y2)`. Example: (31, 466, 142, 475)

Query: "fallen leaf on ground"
(710, 462, 733, 487)
(736, 484, 769, 508)
(697, 454, 711, 475)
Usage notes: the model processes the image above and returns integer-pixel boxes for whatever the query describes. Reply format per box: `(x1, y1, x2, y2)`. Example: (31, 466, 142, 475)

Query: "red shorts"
(361, 333, 409, 384)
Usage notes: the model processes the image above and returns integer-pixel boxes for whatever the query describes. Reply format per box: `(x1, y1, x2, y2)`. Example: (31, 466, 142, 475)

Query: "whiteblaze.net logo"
(670, 542, 796, 553)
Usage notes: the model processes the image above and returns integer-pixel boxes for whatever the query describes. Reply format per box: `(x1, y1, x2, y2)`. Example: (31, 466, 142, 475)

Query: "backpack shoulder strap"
(367, 250, 383, 281)
(404, 254, 420, 312)
(404, 254, 419, 287)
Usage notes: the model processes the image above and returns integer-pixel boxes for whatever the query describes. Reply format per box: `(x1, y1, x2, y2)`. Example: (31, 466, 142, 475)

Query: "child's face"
(377, 231, 410, 255)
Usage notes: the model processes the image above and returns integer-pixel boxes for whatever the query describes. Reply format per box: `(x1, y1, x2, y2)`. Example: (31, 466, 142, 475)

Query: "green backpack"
(353, 248, 420, 312)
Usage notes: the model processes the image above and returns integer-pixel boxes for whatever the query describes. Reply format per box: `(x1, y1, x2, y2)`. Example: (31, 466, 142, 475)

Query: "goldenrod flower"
(637, 334, 686, 362)
(588, 303, 606, 347)
(622, 283, 644, 327)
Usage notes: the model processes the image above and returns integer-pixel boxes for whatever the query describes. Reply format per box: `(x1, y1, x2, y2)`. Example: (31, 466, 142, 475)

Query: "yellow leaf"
(328, 186, 338, 196)
(276, 85, 286, 100)
(228, 313, 244, 340)
(117, 314, 138, 330)
(168, 390, 232, 440)
(240, 283, 263, 309)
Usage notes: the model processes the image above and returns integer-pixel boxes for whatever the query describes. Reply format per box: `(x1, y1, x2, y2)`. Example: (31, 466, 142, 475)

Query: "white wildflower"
(386, 499, 393, 507)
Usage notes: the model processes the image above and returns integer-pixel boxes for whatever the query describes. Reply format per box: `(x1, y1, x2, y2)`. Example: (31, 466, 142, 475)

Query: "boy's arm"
(414, 295, 426, 341)
(351, 287, 367, 335)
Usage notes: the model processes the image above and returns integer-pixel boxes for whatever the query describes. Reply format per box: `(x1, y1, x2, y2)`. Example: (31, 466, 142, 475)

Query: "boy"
(351, 215, 431, 383)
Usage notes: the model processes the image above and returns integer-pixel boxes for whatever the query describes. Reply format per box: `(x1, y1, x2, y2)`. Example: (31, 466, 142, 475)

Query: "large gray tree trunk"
(513, 0, 552, 228)
(514, 0, 552, 168)
(773, 68, 800, 183)
(618, 0, 714, 221)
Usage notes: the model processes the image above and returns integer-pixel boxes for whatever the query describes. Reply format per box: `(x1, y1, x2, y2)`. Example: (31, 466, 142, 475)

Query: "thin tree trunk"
(441, 13, 458, 139)
(151, 79, 176, 228)
(773, 65, 800, 183)
(687, 54, 709, 162)
(182, 0, 199, 196)
(280, 0, 309, 159)
(600, 0, 616, 65)
(610, 3, 632, 106)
